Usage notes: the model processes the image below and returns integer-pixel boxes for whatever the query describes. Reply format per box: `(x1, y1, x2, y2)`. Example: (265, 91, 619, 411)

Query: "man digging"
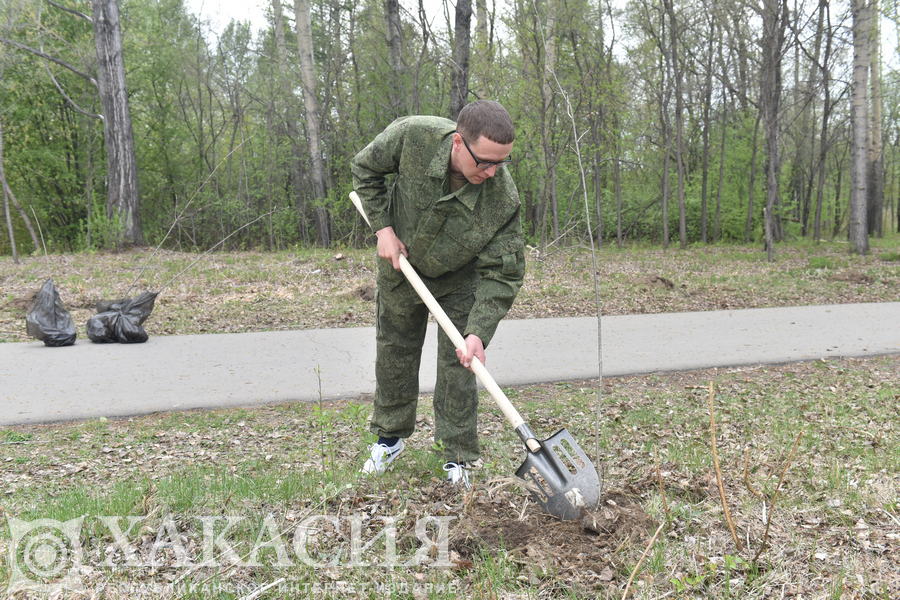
(351, 100, 525, 487)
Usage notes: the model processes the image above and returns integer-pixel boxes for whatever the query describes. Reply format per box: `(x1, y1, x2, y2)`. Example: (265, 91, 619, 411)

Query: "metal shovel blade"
(515, 428, 602, 521)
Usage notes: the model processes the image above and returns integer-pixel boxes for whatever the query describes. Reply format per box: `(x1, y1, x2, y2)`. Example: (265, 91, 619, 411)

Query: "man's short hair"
(456, 100, 515, 144)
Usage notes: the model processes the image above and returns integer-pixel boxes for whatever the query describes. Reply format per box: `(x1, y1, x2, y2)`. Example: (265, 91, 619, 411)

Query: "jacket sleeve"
(350, 118, 409, 232)
(463, 208, 526, 348)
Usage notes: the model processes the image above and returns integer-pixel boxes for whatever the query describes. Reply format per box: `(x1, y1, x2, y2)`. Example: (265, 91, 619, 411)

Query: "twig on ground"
(708, 381, 743, 551)
(655, 455, 670, 521)
(237, 578, 286, 600)
(752, 430, 803, 563)
(620, 521, 665, 600)
(612, 532, 633, 556)
(172, 481, 351, 596)
(881, 508, 900, 527)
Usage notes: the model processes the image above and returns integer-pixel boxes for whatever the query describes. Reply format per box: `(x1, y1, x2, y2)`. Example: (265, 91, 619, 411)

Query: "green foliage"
(1, 0, 898, 255)
(75, 201, 126, 251)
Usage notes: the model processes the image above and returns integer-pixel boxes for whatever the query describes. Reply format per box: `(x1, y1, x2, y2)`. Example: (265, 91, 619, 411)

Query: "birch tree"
(850, 0, 871, 254)
(272, 0, 310, 244)
(866, 0, 884, 236)
(294, 0, 330, 246)
(662, 0, 686, 248)
(759, 0, 788, 261)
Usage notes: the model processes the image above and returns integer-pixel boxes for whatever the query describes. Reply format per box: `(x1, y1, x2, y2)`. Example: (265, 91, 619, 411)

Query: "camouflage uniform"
(351, 115, 525, 464)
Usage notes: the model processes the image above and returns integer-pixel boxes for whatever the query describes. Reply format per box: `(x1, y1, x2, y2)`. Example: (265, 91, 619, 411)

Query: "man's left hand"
(456, 334, 485, 370)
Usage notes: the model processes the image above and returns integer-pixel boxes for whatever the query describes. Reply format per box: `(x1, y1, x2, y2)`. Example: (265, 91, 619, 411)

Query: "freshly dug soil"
(451, 483, 657, 590)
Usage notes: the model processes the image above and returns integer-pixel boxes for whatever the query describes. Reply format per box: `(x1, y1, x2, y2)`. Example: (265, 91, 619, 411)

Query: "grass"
(0, 355, 896, 598)
(1, 236, 898, 343)
(1, 237, 897, 596)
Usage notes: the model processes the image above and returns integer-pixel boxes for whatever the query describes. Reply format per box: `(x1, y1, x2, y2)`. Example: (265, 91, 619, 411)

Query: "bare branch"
(42, 58, 103, 119)
(0, 36, 97, 87)
(752, 431, 803, 563)
(708, 381, 743, 551)
(620, 521, 665, 599)
(45, 0, 93, 23)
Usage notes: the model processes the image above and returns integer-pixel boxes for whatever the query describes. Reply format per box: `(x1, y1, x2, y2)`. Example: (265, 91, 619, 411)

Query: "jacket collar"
(452, 181, 481, 211)
(426, 132, 454, 179)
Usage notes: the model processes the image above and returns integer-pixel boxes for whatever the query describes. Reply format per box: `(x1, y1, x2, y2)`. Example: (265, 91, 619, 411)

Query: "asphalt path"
(1, 303, 897, 426)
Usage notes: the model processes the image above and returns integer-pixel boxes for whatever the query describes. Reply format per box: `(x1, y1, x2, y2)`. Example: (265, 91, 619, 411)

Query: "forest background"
(0, 0, 898, 258)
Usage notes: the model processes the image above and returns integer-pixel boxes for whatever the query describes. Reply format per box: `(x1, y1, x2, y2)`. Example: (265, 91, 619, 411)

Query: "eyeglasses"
(458, 134, 512, 170)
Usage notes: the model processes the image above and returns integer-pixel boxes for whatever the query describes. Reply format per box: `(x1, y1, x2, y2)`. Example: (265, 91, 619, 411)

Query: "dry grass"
(0, 356, 896, 598)
(1, 239, 898, 343)
(0, 239, 897, 598)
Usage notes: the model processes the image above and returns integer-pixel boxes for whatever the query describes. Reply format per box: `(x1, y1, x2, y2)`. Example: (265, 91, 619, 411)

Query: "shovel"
(350, 191, 601, 520)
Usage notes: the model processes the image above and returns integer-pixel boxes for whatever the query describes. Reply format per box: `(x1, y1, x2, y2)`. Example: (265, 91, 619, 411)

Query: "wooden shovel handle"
(350, 192, 540, 451)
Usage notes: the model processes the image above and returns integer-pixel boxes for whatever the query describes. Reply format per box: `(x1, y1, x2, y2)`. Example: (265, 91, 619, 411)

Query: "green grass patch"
(806, 256, 838, 270)
(0, 356, 896, 598)
(1, 430, 33, 443)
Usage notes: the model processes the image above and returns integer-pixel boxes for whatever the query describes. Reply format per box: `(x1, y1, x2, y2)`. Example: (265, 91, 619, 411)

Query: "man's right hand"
(375, 226, 408, 270)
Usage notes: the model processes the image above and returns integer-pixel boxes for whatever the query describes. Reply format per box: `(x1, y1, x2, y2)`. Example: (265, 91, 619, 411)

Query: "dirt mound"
(451, 482, 657, 590)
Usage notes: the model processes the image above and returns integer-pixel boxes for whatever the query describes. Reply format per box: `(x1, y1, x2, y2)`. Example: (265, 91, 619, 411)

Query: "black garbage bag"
(86, 291, 159, 344)
(25, 279, 77, 347)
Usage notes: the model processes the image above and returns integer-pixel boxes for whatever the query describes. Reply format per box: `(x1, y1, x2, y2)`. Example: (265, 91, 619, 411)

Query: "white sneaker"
(361, 439, 405, 474)
(443, 462, 470, 488)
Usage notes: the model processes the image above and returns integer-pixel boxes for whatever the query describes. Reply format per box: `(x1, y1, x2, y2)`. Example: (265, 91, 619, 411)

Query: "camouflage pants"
(370, 274, 479, 464)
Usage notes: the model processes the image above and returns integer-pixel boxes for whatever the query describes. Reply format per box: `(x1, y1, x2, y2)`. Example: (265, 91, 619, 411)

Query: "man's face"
(451, 133, 514, 185)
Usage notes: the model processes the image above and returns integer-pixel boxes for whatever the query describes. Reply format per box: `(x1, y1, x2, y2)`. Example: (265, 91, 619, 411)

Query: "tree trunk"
(539, 0, 559, 246)
(813, 0, 833, 242)
(797, 0, 826, 238)
(475, 0, 489, 47)
(294, 0, 330, 246)
(760, 0, 788, 261)
(663, 0, 686, 248)
(732, 9, 751, 113)
(0, 115, 40, 254)
(658, 19, 670, 249)
(383, 0, 405, 117)
(91, 0, 142, 245)
(700, 18, 715, 244)
(833, 151, 845, 238)
(592, 123, 603, 248)
(614, 156, 623, 248)
(0, 119, 17, 262)
(661, 126, 671, 248)
(849, 0, 870, 254)
(746, 111, 761, 243)
(866, 0, 883, 236)
(449, 0, 472, 119)
(714, 99, 727, 242)
(272, 0, 310, 244)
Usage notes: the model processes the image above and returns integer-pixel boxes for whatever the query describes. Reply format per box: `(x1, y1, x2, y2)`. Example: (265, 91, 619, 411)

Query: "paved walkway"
(1, 303, 897, 426)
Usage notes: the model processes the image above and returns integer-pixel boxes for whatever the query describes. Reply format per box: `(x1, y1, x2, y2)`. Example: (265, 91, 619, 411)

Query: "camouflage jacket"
(351, 115, 525, 347)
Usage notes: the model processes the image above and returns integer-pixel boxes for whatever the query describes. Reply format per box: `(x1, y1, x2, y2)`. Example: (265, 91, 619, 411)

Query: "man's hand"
(456, 334, 485, 370)
(375, 226, 408, 270)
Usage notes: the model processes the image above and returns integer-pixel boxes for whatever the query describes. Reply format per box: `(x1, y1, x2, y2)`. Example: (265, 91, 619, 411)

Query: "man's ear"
(449, 133, 461, 158)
